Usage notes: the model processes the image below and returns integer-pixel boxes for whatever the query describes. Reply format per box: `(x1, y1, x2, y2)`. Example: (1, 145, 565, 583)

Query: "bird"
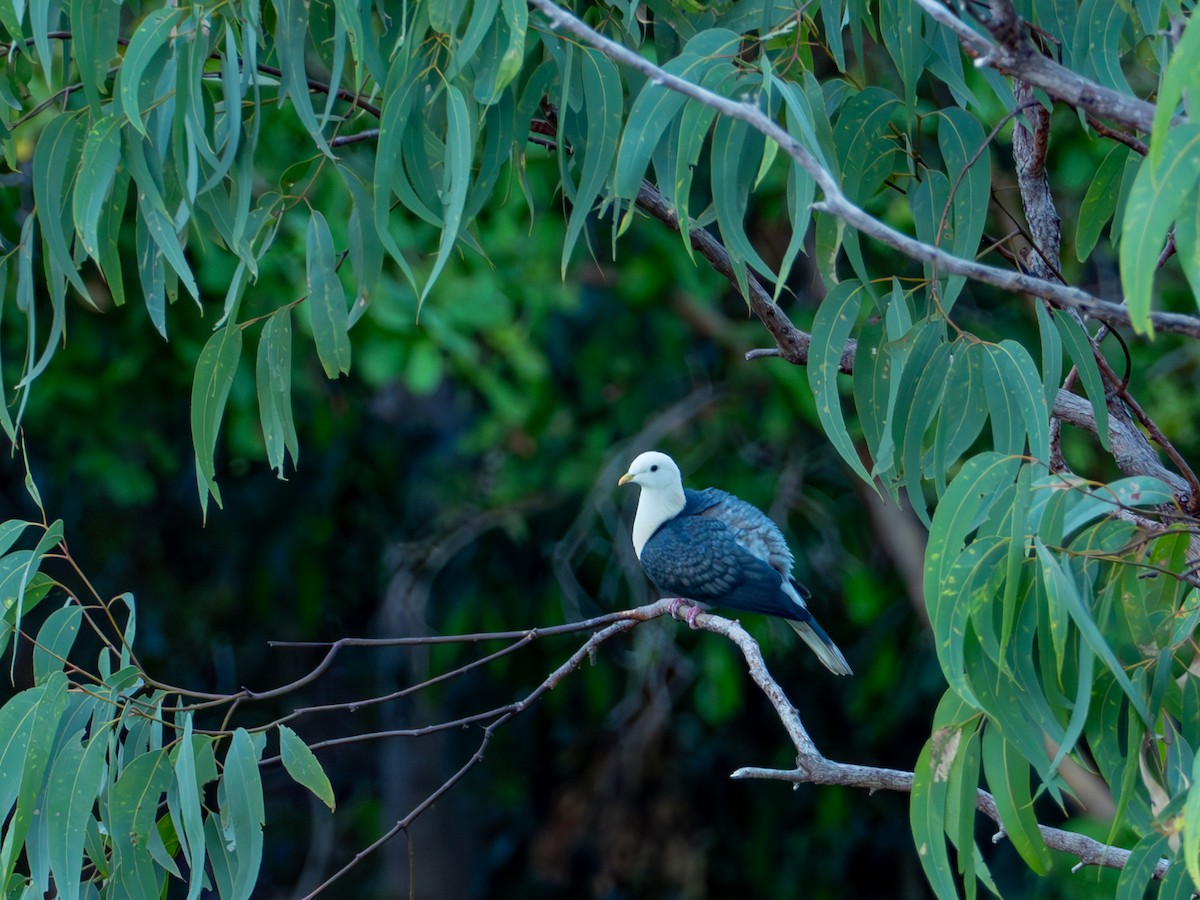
(618, 450, 852, 675)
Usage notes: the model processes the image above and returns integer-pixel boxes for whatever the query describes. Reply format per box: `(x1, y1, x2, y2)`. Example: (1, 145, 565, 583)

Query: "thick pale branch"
(730, 764, 1166, 877)
(912, 0, 1164, 134)
(529, 0, 1200, 340)
(680, 608, 1167, 879)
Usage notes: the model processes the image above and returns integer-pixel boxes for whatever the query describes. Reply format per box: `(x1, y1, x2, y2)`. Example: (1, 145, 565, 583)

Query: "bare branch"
(1012, 82, 1061, 282)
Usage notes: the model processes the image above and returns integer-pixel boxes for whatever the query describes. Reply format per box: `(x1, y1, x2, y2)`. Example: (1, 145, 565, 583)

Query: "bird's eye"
(650, 465, 658, 472)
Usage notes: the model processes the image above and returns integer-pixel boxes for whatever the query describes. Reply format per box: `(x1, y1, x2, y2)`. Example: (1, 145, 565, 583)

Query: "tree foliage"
(0, 0, 1196, 897)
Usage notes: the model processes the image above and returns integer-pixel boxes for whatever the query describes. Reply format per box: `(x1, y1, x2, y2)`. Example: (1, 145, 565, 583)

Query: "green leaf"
(925, 453, 1021, 701)
(47, 729, 107, 900)
(911, 690, 975, 900)
(1184, 751, 1200, 889)
(372, 53, 420, 288)
(711, 115, 775, 291)
(124, 129, 200, 303)
(474, 0, 527, 103)
(903, 341, 953, 524)
(936, 108, 989, 311)
(991, 341, 1051, 464)
(932, 341, 988, 495)
(1157, 852, 1197, 900)
(562, 49, 621, 276)
(809, 280, 872, 484)
(421, 84, 475, 306)
(1076, 144, 1130, 262)
(223, 728, 265, 900)
(279, 725, 335, 811)
(880, 0, 928, 109)
(72, 0, 120, 110)
(32, 604, 83, 684)
(614, 29, 740, 199)
(1149, 8, 1200, 168)
(1035, 539, 1152, 726)
(306, 211, 352, 379)
(833, 86, 900, 206)
(981, 726, 1052, 874)
(72, 114, 123, 263)
(190, 324, 243, 518)
(0, 673, 68, 888)
(270, 0, 333, 157)
(171, 716, 208, 900)
(109, 748, 172, 898)
(256, 309, 299, 478)
(1073, 0, 1131, 94)
(1051, 311, 1111, 450)
(852, 317, 890, 468)
(118, 7, 183, 137)
(675, 68, 737, 260)
(1175, 178, 1200, 304)
(1116, 831, 1170, 900)
(1062, 476, 1175, 537)
(1120, 124, 1200, 334)
(31, 111, 92, 304)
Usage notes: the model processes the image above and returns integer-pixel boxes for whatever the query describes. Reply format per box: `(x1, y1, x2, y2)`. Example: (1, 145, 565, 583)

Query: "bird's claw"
(666, 597, 702, 629)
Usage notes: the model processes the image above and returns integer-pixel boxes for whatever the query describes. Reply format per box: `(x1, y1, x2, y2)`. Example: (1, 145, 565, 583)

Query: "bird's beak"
(618, 472, 634, 486)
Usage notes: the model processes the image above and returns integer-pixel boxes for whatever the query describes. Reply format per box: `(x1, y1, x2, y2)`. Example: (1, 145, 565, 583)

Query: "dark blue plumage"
(619, 452, 851, 675)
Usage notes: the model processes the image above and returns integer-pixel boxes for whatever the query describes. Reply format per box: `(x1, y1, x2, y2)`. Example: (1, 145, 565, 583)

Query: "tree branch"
(912, 0, 1166, 134)
(685, 608, 1170, 880)
(292, 600, 1165, 891)
(528, 0, 1200, 340)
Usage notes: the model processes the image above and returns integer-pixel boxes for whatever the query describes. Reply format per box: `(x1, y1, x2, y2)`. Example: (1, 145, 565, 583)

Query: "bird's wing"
(640, 515, 804, 619)
(689, 488, 796, 578)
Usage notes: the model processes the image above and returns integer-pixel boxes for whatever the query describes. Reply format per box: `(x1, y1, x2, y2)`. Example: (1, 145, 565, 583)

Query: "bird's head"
(618, 451, 682, 491)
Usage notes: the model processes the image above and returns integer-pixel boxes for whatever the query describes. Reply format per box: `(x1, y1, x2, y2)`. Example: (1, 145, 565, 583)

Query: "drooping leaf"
(72, 115, 123, 264)
(279, 725, 335, 811)
(31, 604, 82, 684)
(1035, 539, 1152, 726)
(109, 748, 173, 898)
(614, 29, 741, 199)
(306, 211, 352, 378)
(223, 728, 265, 900)
(0, 676, 68, 888)
(190, 324, 244, 517)
(981, 726, 1052, 874)
(1076, 144, 1130, 262)
(421, 84, 475, 306)
(71, 0, 120, 109)
(925, 453, 1021, 701)
(118, 7, 184, 137)
(46, 729, 107, 900)
(270, 0, 333, 157)
(562, 49, 622, 276)
(808, 280, 872, 484)
(31, 111, 91, 304)
(1120, 124, 1200, 333)
(256, 308, 299, 478)
(1149, 7, 1200, 166)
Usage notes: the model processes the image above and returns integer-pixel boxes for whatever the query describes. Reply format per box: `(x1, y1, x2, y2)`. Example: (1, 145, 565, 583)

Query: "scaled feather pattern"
(619, 451, 852, 675)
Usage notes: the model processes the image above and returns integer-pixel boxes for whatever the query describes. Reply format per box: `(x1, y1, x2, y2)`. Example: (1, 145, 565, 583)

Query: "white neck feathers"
(631, 484, 686, 558)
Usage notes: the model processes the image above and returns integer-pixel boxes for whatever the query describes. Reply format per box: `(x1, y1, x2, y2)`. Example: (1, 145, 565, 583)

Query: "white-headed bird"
(619, 450, 852, 675)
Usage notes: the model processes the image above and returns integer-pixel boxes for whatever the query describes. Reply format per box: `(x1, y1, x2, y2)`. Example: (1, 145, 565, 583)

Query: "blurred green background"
(1, 91, 1183, 899)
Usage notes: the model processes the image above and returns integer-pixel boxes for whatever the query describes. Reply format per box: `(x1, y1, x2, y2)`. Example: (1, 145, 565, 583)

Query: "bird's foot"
(666, 598, 702, 629)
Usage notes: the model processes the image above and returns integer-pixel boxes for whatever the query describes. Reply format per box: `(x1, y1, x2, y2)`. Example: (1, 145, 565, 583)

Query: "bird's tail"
(786, 617, 853, 676)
